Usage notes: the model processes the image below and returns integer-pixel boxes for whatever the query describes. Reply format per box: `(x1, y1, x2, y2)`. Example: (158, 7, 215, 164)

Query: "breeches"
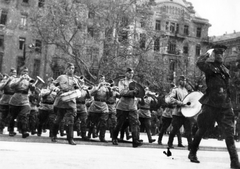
(54, 107, 76, 126)
(0, 105, 10, 129)
(197, 105, 235, 140)
(8, 105, 31, 131)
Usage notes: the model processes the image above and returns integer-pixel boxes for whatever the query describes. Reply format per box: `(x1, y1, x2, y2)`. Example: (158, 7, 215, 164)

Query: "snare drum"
(60, 90, 82, 102)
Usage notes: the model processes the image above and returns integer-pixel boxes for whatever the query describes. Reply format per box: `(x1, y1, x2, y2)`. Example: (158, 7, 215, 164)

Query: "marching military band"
(0, 62, 239, 149)
(1, 44, 240, 168)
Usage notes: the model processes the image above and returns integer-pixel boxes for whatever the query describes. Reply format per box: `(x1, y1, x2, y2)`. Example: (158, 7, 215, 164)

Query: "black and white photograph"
(0, 0, 240, 169)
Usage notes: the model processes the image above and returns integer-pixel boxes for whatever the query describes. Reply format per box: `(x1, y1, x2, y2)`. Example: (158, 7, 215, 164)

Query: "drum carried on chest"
(60, 90, 82, 102)
(181, 91, 204, 121)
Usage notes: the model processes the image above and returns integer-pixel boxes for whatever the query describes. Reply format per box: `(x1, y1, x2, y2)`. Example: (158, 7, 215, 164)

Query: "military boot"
(67, 125, 76, 145)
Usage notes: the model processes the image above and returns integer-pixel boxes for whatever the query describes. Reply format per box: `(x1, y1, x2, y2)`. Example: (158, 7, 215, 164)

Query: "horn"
(33, 76, 45, 86)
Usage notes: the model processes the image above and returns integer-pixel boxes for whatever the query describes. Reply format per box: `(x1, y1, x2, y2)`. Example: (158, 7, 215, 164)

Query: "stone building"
(133, 0, 211, 84)
(0, 0, 48, 79)
(0, 0, 211, 86)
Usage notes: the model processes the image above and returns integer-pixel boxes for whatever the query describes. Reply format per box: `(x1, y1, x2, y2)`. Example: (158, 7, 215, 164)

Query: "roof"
(211, 31, 240, 42)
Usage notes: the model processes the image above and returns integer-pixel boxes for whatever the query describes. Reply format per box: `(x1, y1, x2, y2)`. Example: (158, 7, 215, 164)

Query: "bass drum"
(181, 91, 204, 122)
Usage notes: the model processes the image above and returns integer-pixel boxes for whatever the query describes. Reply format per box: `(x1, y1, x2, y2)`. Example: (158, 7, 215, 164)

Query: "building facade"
(0, 0, 48, 79)
(133, 0, 211, 84)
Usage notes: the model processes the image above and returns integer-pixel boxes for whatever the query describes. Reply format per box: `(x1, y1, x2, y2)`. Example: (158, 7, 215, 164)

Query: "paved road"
(0, 129, 239, 169)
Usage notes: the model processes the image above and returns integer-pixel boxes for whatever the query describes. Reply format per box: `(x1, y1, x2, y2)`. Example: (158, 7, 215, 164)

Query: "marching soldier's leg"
(99, 113, 108, 142)
(8, 105, 17, 136)
(129, 110, 142, 148)
(219, 109, 240, 169)
(66, 109, 76, 145)
(80, 112, 89, 141)
(145, 118, 156, 143)
(19, 105, 31, 138)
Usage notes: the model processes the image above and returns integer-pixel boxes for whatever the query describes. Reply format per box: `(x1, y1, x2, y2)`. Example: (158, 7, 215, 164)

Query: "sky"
(188, 0, 240, 36)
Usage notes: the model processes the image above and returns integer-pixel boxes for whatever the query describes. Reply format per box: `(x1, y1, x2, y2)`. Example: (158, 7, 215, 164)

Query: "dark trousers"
(139, 117, 153, 142)
(190, 105, 239, 165)
(158, 116, 182, 144)
(0, 105, 9, 130)
(8, 105, 31, 133)
(51, 107, 75, 138)
(74, 111, 88, 135)
(29, 109, 38, 132)
(113, 109, 140, 144)
(38, 109, 56, 136)
(167, 115, 192, 148)
(88, 112, 108, 140)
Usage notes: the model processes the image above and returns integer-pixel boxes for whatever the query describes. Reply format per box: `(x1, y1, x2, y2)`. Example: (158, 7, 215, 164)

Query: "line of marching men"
(0, 63, 164, 147)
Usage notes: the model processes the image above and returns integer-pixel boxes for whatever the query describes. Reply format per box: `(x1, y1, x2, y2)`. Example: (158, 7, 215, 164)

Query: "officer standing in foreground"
(188, 45, 240, 169)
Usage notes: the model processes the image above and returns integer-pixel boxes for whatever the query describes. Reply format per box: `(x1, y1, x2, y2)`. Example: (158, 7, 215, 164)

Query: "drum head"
(182, 91, 203, 118)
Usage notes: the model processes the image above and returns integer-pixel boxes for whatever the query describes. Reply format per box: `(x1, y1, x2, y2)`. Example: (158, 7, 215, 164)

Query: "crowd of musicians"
(1, 44, 240, 168)
(0, 62, 240, 147)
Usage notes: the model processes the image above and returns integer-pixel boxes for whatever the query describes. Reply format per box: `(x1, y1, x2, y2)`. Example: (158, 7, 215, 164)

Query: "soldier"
(88, 75, 112, 142)
(37, 77, 57, 137)
(8, 67, 35, 138)
(137, 87, 156, 143)
(0, 68, 17, 134)
(106, 79, 120, 138)
(50, 62, 80, 145)
(112, 68, 142, 148)
(74, 76, 91, 140)
(166, 75, 192, 150)
(188, 45, 240, 169)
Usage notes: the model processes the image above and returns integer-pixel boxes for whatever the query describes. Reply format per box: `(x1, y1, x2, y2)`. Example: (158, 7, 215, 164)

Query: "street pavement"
(0, 128, 239, 169)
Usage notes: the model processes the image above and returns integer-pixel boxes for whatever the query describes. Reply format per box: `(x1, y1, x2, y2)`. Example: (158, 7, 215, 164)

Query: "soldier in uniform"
(137, 87, 156, 143)
(8, 67, 35, 138)
(50, 62, 80, 145)
(0, 68, 17, 134)
(74, 76, 91, 140)
(166, 75, 192, 150)
(88, 75, 112, 142)
(188, 45, 240, 169)
(106, 79, 120, 138)
(37, 77, 57, 137)
(112, 68, 142, 148)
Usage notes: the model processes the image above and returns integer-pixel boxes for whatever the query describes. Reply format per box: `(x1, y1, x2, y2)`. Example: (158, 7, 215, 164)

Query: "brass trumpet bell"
(33, 76, 45, 86)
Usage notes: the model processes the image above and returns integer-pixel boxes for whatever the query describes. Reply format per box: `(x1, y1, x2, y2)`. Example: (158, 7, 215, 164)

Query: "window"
(35, 39, 42, 53)
(155, 20, 161, 31)
(38, 0, 44, 8)
(22, 0, 29, 3)
(183, 45, 188, 54)
(169, 60, 176, 71)
(196, 27, 202, 38)
(184, 25, 189, 36)
(0, 35, 4, 50)
(19, 37, 26, 50)
(196, 45, 201, 56)
(16, 56, 25, 75)
(170, 22, 175, 33)
(165, 22, 169, 31)
(20, 15, 27, 28)
(154, 38, 160, 51)
(139, 33, 146, 49)
(0, 10, 8, 25)
(168, 42, 176, 54)
(32, 59, 41, 78)
(87, 27, 94, 37)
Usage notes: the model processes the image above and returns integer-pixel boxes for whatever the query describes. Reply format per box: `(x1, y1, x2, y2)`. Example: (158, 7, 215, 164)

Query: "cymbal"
(129, 81, 145, 98)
